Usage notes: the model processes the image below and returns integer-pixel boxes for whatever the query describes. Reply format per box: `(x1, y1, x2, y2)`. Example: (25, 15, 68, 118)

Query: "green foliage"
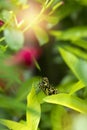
(26, 87, 41, 130)
(0, 86, 41, 130)
(50, 26, 87, 41)
(0, 0, 87, 130)
(51, 105, 71, 130)
(44, 93, 87, 114)
(4, 28, 24, 50)
(16, 76, 40, 101)
(59, 48, 87, 85)
(33, 26, 49, 46)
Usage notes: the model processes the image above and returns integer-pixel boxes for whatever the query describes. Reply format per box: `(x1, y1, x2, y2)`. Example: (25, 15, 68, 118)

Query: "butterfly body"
(39, 77, 58, 95)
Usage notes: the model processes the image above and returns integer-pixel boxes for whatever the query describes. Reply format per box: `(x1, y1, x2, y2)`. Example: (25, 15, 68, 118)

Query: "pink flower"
(6, 47, 42, 67)
(0, 20, 4, 27)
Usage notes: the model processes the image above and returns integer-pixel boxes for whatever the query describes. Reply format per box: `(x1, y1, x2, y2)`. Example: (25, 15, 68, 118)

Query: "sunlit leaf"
(49, 1, 64, 15)
(69, 81, 85, 95)
(44, 93, 87, 114)
(0, 119, 28, 130)
(33, 26, 49, 46)
(26, 87, 41, 130)
(57, 74, 83, 94)
(44, 15, 58, 25)
(0, 87, 41, 130)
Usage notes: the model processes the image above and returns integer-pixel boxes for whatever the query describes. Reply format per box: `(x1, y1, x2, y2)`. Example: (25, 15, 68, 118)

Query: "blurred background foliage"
(0, 0, 87, 130)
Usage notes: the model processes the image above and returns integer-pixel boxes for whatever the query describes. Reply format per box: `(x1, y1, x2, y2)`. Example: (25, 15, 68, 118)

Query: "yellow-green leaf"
(33, 26, 49, 46)
(0, 119, 28, 130)
(44, 93, 87, 114)
(59, 48, 87, 86)
(26, 87, 41, 130)
(69, 81, 85, 95)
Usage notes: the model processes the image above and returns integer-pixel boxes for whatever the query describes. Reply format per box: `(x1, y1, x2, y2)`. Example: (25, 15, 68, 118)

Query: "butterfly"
(39, 77, 58, 95)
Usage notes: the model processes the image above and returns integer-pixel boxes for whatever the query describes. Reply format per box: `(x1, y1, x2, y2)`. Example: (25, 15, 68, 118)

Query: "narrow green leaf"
(0, 119, 28, 130)
(33, 58, 41, 71)
(26, 87, 41, 130)
(33, 26, 49, 46)
(4, 28, 24, 50)
(59, 48, 87, 86)
(64, 45, 87, 60)
(69, 81, 85, 95)
(50, 26, 87, 41)
(44, 93, 87, 114)
(0, 37, 5, 42)
(71, 39, 87, 50)
(49, 1, 63, 15)
(52, 1, 63, 11)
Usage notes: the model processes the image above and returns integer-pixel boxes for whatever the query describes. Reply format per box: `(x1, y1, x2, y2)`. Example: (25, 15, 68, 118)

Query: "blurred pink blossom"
(0, 20, 4, 26)
(6, 47, 42, 67)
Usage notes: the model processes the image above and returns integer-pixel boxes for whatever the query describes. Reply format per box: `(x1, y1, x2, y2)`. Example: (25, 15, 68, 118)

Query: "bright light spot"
(17, 2, 42, 29)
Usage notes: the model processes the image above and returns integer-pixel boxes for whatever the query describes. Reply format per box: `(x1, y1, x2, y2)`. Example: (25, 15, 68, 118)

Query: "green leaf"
(64, 45, 87, 60)
(33, 58, 41, 71)
(26, 87, 41, 130)
(0, 37, 5, 42)
(0, 57, 21, 85)
(17, 0, 27, 5)
(0, 95, 26, 111)
(0, 87, 41, 130)
(0, 45, 7, 53)
(59, 48, 87, 86)
(51, 105, 71, 130)
(49, 1, 63, 15)
(4, 28, 24, 50)
(16, 77, 40, 101)
(35, 0, 45, 4)
(0, 119, 28, 130)
(44, 15, 58, 25)
(33, 26, 49, 46)
(71, 39, 87, 50)
(52, 1, 63, 11)
(44, 93, 87, 114)
(53, 1, 81, 22)
(69, 81, 85, 95)
(1, 10, 13, 22)
(76, 0, 87, 5)
(50, 26, 87, 41)
(0, 1, 12, 10)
